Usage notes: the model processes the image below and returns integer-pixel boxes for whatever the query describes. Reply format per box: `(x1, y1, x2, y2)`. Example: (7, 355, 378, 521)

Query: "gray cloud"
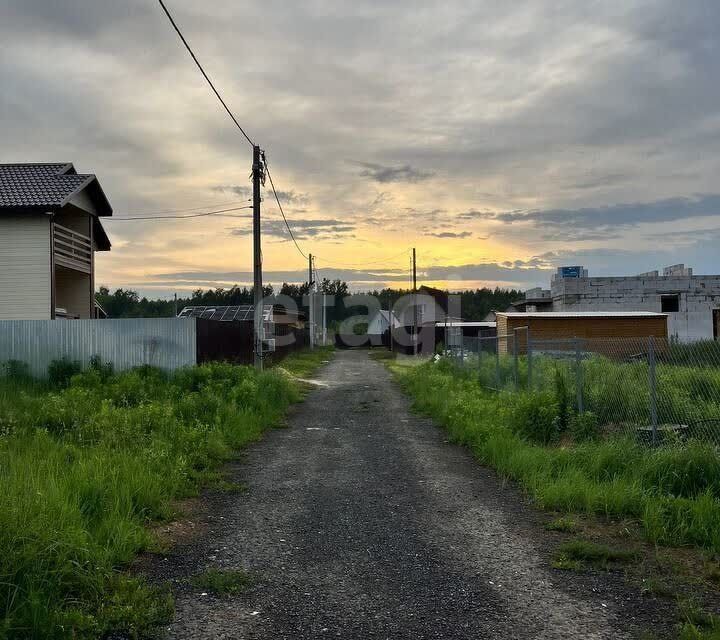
(354, 161, 434, 183)
(151, 258, 552, 289)
(4, 0, 720, 295)
(484, 194, 720, 231)
(232, 218, 356, 240)
(424, 231, 473, 239)
(212, 185, 251, 199)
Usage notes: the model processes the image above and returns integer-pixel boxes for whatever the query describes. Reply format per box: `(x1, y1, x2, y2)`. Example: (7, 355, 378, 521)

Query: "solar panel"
(178, 305, 273, 322)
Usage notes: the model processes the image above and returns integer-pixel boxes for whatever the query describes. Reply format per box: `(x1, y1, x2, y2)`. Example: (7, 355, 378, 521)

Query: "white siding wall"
(0, 215, 51, 319)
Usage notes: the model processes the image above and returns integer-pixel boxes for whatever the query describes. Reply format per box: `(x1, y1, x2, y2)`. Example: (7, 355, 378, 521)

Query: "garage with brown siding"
(496, 311, 668, 355)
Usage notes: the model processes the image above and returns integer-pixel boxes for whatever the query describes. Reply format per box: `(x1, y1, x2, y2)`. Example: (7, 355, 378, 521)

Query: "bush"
(89, 355, 114, 382)
(2, 359, 30, 381)
(569, 412, 599, 442)
(48, 357, 82, 388)
(510, 392, 559, 444)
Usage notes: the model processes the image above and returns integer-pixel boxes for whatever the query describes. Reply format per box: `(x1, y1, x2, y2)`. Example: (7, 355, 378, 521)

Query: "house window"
(661, 294, 680, 313)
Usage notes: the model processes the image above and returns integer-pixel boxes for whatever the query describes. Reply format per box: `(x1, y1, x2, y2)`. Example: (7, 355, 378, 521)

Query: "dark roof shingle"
(0, 163, 95, 210)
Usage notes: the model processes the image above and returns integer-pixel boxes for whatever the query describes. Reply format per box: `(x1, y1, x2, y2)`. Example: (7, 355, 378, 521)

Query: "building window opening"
(661, 294, 680, 313)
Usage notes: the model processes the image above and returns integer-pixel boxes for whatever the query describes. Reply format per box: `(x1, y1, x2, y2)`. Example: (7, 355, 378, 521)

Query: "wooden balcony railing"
(53, 223, 92, 273)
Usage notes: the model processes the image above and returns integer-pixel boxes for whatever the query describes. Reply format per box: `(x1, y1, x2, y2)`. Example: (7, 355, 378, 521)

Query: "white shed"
(367, 310, 400, 337)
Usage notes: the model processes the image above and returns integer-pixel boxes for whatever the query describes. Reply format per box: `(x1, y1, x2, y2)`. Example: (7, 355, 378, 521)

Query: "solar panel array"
(178, 305, 273, 322)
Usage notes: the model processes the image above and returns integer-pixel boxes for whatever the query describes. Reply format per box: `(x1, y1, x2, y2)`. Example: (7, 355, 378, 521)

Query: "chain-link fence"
(447, 330, 720, 446)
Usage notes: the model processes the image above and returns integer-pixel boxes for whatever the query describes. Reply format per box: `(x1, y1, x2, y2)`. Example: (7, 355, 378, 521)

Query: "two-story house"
(0, 163, 112, 319)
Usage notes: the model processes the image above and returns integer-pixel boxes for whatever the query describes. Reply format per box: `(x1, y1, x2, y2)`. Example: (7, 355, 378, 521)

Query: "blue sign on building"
(560, 266, 583, 278)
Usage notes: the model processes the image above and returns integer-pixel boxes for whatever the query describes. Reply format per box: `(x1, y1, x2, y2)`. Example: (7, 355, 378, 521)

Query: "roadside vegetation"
(395, 357, 720, 551)
(0, 348, 330, 639)
(389, 356, 720, 638)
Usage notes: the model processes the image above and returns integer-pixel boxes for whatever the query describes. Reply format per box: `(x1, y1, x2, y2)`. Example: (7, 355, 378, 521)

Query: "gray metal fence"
(449, 332, 720, 446)
(0, 318, 197, 376)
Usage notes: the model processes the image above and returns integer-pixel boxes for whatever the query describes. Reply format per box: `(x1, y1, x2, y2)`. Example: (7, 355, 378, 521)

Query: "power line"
(123, 199, 250, 216)
(262, 152, 309, 260)
(157, 0, 255, 147)
(107, 205, 253, 221)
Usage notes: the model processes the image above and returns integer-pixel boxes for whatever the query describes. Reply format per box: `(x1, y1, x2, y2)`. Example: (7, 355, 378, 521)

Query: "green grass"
(389, 358, 720, 554)
(277, 346, 334, 378)
(0, 353, 326, 639)
(545, 516, 578, 533)
(471, 343, 720, 434)
(189, 568, 253, 596)
(553, 539, 637, 570)
(678, 598, 720, 639)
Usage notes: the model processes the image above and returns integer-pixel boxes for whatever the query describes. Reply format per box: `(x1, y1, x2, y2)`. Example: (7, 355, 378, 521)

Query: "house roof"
(0, 163, 113, 250)
(0, 163, 113, 216)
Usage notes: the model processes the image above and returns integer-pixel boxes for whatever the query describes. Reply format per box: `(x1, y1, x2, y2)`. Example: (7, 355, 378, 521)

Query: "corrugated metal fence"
(0, 318, 197, 376)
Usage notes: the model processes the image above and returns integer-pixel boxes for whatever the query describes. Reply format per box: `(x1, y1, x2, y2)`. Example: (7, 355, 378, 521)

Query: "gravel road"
(151, 349, 665, 639)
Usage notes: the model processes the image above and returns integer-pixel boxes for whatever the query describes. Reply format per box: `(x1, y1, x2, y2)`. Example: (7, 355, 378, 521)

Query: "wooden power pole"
(412, 247, 418, 356)
(308, 253, 315, 349)
(252, 145, 263, 370)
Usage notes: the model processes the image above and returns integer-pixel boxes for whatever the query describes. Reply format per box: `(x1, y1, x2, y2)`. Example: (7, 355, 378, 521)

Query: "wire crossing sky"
(2, 1, 720, 296)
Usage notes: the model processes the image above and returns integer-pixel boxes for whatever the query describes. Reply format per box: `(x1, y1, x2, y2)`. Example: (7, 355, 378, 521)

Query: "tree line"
(96, 282, 523, 324)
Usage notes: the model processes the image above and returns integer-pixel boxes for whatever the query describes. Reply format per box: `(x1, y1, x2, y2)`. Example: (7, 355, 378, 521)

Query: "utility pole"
(252, 145, 263, 370)
(388, 296, 394, 354)
(322, 293, 327, 346)
(412, 247, 418, 356)
(173, 292, 178, 317)
(308, 253, 315, 349)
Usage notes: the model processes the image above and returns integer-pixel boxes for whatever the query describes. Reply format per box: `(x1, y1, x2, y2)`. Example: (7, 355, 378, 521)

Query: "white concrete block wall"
(549, 273, 720, 341)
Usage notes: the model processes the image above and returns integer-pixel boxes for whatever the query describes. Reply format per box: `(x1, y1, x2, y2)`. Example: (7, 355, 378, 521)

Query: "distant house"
(0, 163, 112, 319)
(367, 309, 399, 338)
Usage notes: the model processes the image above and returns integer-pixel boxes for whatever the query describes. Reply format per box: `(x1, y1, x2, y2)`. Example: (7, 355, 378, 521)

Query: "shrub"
(569, 412, 599, 442)
(89, 355, 114, 382)
(510, 392, 559, 444)
(3, 359, 30, 381)
(48, 357, 82, 388)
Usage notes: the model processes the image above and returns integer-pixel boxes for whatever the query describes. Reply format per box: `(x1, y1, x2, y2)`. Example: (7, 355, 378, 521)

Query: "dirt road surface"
(151, 350, 665, 639)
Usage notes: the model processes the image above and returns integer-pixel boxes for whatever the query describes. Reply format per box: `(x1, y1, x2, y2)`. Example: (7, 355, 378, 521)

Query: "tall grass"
(392, 358, 720, 554)
(474, 347, 720, 431)
(0, 360, 303, 638)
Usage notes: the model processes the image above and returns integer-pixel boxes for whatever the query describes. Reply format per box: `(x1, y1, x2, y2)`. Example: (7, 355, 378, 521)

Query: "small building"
(367, 309, 400, 337)
(0, 163, 112, 319)
(515, 264, 720, 342)
(496, 311, 668, 355)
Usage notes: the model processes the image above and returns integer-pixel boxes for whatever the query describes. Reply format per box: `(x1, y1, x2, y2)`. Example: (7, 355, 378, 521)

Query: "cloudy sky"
(2, 0, 719, 296)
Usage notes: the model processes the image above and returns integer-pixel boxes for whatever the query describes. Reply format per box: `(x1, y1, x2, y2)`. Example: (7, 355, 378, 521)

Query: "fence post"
(495, 336, 501, 390)
(575, 338, 584, 413)
(513, 328, 520, 390)
(649, 335, 658, 446)
(459, 331, 465, 367)
(526, 327, 533, 391)
(478, 337, 482, 382)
